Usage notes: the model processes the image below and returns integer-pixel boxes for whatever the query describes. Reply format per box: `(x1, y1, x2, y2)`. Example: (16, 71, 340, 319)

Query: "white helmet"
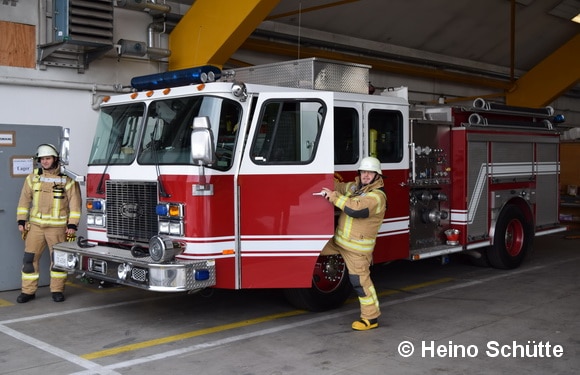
(36, 144, 59, 158)
(358, 156, 382, 175)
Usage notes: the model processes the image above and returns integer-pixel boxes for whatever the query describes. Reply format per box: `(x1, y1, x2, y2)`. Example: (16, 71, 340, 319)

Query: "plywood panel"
(0, 21, 35, 68)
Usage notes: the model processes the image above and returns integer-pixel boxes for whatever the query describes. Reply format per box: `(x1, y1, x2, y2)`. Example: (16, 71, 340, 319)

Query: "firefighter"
(320, 156, 387, 330)
(16, 144, 82, 303)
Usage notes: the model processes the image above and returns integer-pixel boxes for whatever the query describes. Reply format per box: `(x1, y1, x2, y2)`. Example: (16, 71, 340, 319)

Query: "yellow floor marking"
(82, 277, 454, 360)
(398, 277, 454, 292)
(82, 310, 306, 360)
(0, 281, 122, 308)
(345, 277, 454, 303)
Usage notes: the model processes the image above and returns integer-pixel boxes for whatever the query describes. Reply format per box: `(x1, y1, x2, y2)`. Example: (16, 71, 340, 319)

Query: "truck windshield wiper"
(149, 119, 171, 198)
(96, 131, 123, 195)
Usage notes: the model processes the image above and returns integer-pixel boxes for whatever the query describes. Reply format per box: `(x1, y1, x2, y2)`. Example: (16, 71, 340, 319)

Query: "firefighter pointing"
(15, 144, 82, 303)
(320, 156, 387, 331)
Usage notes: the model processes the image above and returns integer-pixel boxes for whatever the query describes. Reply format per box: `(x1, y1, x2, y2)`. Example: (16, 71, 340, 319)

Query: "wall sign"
(0, 131, 15, 146)
(11, 156, 34, 177)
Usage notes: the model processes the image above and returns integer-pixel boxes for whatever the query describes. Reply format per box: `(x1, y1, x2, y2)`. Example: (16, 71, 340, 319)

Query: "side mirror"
(190, 117, 216, 165)
(59, 127, 85, 183)
(60, 128, 70, 166)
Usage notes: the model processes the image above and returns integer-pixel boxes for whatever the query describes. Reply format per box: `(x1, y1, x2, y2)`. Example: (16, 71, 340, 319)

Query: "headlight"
(159, 220, 170, 234)
(169, 221, 183, 236)
(117, 263, 133, 280)
(95, 215, 105, 226)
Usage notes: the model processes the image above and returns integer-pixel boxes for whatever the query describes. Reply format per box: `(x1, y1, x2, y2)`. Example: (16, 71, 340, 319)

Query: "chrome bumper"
(52, 242, 216, 292)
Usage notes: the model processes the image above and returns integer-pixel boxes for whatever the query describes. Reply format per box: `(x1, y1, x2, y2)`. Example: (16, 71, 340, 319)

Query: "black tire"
(488, 204, 533, 269)
(283, 254, 352, 312)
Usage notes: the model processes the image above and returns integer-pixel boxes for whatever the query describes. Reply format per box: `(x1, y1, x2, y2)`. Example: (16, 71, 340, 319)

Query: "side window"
(215, 100, 242, 170)
(251, 99, 324, 164)
(368, 109, 403, 163)
(334, 107, 359, 165)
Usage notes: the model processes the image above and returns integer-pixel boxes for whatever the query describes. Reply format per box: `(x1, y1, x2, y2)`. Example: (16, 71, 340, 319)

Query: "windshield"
(89, 96, 242, 170)
(138, 96, 241, 170)
(89, 103, 144, 165)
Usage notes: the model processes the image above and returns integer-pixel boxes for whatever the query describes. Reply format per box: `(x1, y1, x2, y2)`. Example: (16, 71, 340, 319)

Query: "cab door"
(363, 103, 410, 262)
(237, 91, 335, 288)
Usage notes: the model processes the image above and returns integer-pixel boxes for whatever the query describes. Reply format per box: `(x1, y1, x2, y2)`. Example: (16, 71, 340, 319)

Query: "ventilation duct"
(38, 0, 114, 71)
(53, 0, 114, 45)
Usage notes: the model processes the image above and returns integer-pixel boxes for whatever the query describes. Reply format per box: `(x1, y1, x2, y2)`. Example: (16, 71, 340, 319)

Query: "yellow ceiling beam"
(506, 33, 580, 107)
(168, 0, 280, 71)
(240, 38, 514, 90)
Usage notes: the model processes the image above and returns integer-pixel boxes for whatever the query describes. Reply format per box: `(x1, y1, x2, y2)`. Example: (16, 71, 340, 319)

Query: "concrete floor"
(1, 230, 579, 375)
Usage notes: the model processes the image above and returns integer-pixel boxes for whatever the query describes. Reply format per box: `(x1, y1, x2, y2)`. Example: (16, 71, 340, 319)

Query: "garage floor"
(1, 231, 579, 375)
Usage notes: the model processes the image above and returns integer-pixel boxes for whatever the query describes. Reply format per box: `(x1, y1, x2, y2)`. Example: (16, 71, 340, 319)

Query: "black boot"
(52, 292, 65, 302)
(16, 293, 35, 303)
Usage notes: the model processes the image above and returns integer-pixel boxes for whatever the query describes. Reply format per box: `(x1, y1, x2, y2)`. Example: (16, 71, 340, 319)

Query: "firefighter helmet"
(36, 144, 59, 158)
(358, 156, 382, 175)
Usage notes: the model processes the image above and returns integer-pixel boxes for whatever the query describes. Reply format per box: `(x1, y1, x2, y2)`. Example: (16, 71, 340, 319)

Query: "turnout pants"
(21, 224, 68, 295)
(321, 238, 380, 320)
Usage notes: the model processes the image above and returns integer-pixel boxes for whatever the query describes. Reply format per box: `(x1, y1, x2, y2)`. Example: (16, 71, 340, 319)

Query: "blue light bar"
(131, 65, 222, 91)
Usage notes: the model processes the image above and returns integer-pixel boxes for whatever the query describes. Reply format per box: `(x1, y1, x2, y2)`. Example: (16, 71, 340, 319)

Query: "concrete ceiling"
(168, 0, 580, 96)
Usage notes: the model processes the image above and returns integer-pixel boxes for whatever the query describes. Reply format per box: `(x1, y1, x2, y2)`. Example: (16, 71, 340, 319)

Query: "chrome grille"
(106, 181, 158, 242)
(131, 268, 148, 283)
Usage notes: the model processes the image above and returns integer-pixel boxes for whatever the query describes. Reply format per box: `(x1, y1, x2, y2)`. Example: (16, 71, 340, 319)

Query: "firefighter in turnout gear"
(320, 157, 387, 330)
(16, 144, 82, 303)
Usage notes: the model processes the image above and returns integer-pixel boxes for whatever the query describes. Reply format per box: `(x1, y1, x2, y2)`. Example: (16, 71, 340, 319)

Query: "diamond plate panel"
(229, 58, 370, 94)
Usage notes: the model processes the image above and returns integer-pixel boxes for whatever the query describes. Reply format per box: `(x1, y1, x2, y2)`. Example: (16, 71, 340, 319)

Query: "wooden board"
(0, 21, 35, 68)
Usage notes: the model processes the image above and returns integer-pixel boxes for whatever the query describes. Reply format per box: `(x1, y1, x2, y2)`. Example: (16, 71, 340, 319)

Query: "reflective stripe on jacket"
(330, 176, 387, 253)
(17, 167, 82, 228)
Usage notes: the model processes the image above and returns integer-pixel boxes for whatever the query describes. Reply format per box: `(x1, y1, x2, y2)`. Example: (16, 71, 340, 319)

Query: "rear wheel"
(488, 204, 533, 269)
(284, 254, 352, 311)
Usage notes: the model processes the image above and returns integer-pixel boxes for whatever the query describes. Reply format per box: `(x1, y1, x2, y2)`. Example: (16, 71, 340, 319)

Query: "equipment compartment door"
(237, 92, 335, 288)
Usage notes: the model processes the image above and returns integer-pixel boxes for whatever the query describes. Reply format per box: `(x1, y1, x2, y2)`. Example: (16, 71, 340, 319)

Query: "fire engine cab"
(53, 58, 565, 311)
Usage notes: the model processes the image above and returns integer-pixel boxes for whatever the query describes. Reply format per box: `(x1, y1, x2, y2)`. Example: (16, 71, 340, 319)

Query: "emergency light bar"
(131, 65, 222, 91)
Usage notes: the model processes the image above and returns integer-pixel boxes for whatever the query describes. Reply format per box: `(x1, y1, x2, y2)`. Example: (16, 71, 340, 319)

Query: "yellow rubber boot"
(351, 318, 378, 331)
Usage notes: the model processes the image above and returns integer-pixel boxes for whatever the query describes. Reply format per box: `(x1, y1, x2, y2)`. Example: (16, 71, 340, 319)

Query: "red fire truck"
(53, 58, 565, 311)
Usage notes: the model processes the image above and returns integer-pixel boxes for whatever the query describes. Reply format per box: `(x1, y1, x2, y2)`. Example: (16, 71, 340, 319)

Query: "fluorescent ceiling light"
(572, 13, 580, 23)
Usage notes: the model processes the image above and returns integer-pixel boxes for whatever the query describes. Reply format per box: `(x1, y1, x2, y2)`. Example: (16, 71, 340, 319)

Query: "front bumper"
(52, 242, 216, 292)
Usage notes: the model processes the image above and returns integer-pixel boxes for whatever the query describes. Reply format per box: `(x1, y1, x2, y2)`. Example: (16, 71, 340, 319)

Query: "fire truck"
(53, 58, 565, 311)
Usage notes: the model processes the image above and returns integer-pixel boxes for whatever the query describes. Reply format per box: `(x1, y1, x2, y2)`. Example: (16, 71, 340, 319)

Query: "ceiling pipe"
(116, 0, 171, 14)
(148, 22, 166, 48)
(240, 38, 514, 91)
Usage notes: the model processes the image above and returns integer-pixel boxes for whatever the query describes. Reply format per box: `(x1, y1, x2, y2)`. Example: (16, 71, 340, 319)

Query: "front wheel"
(488, 204, 533, 269)
(283, 254, 352, 311)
